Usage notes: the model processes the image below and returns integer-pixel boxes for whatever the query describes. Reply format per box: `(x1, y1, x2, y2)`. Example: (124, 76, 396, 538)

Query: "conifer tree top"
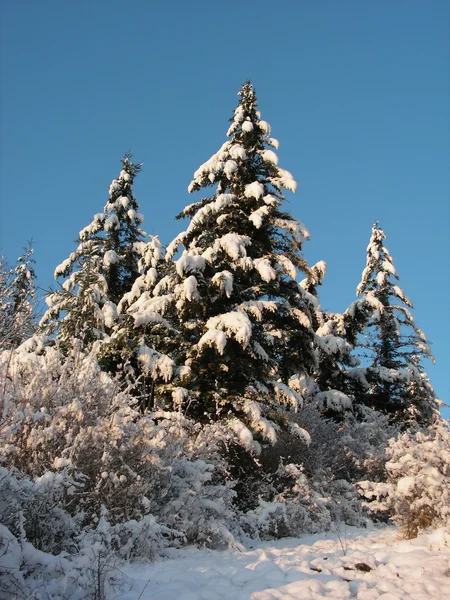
(169, 82, 305, 263)
(356, 222, 411, 306)
(356, 221, 433, 364)
(185, 81, 296, 198)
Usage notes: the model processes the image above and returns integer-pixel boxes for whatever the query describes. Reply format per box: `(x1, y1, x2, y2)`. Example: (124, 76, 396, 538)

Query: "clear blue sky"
(1, 1, 448, 415)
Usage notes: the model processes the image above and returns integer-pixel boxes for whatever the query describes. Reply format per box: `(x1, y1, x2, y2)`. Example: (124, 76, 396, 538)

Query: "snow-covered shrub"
(0, 339, 122, 476)
(235, 408, 369, 538)
(260, 407, 343, 477)
(0, 343, 242, 555)
(241, 462, 366, 540)
(77, 506, 179, 563)
(339, 409, 398, 482)
(358, 418, 450, 538)
(0, 524, 29, 599)
(243, 464, 332, 539)
(0, 523, 132, 600)
(0, 467, 84, 554)
(258, 406, 384, 486)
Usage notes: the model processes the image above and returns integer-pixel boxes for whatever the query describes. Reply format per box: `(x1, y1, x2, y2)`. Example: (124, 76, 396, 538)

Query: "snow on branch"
(271, 381, 303, 410)
(204, 310, 252, 349)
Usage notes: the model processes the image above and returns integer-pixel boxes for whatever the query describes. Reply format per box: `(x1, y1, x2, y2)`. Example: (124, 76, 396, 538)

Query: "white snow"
(224, 159, 238, 178)
(376, 271, 388, 286)
(245, 181, 265, 200)
(260, 149, 279, 165)
(392, 285, 412, 306)
(188, 194, 236, 233)
(102, 301, 118, 328)
(137, 343, 174, 382)
(316, 389, 353, 411)
(258, 120, 271, 134)
(189, 141, 232, 190)
(103, 249, 119, 267)
(229, 145, 247, 160)
(128, 294, 173, 327)
(119, 170, 131, 181)
(249, 206, 269, 229)
(263, 194, 280, 207)
(365, 291, 385, 312)
(108, 180, 121, 195)
(175, 254, 206, 277)
(197, 329, 227, 354)
(291, 308, 311, 328)
(275, 217, 310, 244)
(270, 168, 298, 193)
(205, 310, 252, 348)
(268, 137, 279, 149)
(289, 422, 312, 446)
(215, 233, 251, 261)
(382, 259, 397, 276)
(254, 258, 276, 282)
(78, 213, 105, 240)
(234, 104, 245, 122)
(271, 381, 303, 410)
(183, 276, 199, 302)
(240, 300, 277, 322)
(242, 120, 254, 132)
(227, 417, 255, 450)
(277, 256, 297, 279)
(211, 270, 234, 297)
(243, 400, 277, 444)
(104, 214, 119, 231)
(54, 255, 75, 278)
(172, 386, 189, 407)
(119, 526, 450, 600)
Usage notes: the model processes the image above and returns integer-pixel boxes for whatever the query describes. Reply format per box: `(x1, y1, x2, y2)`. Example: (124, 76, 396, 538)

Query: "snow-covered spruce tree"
(40, 154, 147, 352)
(353, 222, 438, 426)
(310, 297, 379, 421)
(100, 235, 178, 411)
(295, 263, 357, 419)
(126, 82, 317, 447)
(288, 259, 374, 421)
(0, 242, 37, 350)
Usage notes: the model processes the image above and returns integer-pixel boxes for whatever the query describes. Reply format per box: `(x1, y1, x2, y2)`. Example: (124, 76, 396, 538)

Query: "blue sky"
(1, 1, 448, 415)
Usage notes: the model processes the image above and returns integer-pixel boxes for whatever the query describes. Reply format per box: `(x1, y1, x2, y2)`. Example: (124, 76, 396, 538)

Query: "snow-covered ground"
(120, 526, 450, 600)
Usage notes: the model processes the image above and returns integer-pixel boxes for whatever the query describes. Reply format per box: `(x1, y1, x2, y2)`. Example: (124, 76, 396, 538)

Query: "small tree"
(0, 242, 37, 350)
(101, 235, 177, 412)
(40, 154, 147, 352)
(353, 222, 438, 426)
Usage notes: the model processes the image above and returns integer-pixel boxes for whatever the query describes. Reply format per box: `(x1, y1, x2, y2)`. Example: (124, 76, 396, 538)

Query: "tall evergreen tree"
(125, 82, 317, 447)
(40, 154, 147, 351)
(299, 261, 365, 421)
(304, 262, 376, 420)
(101, 234, 177, 411)
(0, 242, 37, 349)
(353, 222, 438, 426)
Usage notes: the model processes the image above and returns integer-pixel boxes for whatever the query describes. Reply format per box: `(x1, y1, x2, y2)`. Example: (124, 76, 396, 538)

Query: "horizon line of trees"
(1, 82, 439, 434)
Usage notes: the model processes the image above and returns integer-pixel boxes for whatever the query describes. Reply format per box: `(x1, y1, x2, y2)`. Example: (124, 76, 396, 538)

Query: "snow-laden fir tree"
(353, 222, 438, 426)
(125, 82, 318, 449)
(293, 261, 359, 419)
(300, 261, 379, 420)
(101, 235, 177, 411)
(0, 242, 37, 349)
(40, 154, 147, 351)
